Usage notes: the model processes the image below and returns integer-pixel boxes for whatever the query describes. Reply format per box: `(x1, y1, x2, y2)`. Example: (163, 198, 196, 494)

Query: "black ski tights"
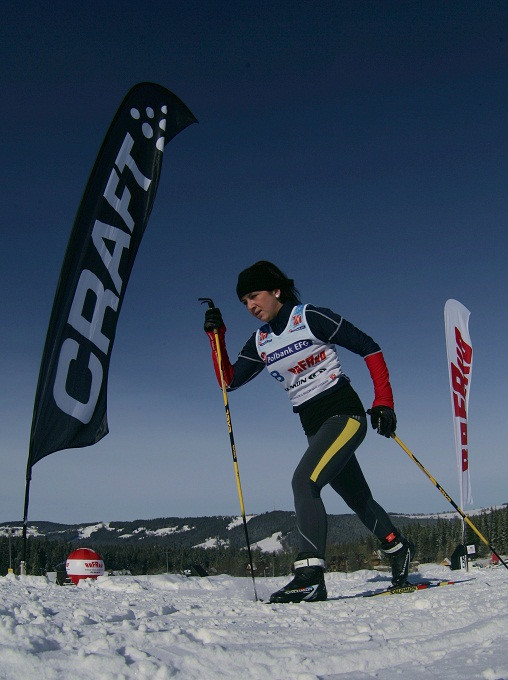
(291, 414, 397, 556)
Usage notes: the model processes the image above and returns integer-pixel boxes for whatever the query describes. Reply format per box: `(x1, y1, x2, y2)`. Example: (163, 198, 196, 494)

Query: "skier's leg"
(330, 457, 415, 586)
(329, 454, 397, 540)
(269, 415, 367, 603)
(291, 414, 367, 556)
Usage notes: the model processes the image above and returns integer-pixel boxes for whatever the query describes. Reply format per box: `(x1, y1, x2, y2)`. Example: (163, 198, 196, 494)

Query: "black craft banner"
(28, 83, 197, 469)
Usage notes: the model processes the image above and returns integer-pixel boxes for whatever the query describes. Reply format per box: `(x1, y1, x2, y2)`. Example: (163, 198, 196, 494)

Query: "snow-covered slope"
(0, 563, 506, 679)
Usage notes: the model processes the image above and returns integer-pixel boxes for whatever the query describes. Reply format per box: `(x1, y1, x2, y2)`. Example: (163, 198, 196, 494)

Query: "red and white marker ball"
(66, 548, 105, 585)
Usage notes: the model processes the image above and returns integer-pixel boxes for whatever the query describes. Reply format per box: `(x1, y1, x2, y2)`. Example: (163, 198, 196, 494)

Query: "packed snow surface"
(0, 564, 506, 679)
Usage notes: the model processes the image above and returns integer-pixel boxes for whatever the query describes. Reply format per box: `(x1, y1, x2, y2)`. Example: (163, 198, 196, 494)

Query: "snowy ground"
(0, 563, 506, 680)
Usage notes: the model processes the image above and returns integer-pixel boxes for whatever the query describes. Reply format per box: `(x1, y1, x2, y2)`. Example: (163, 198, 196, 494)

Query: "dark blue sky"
(1, 1, 507, 523)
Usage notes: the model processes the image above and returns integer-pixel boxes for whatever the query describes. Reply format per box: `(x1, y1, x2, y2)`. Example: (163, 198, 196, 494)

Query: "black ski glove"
(204, 307, 224, 332)
(367, 406, 397, 438)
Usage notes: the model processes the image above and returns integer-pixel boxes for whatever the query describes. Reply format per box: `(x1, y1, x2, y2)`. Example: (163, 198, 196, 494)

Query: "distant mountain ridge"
(2, 506, 505, 552)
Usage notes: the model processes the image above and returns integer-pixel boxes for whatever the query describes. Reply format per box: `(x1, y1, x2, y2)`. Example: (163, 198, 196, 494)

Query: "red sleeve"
(364, 351, 394, 409)
(206, 325, 234, 388)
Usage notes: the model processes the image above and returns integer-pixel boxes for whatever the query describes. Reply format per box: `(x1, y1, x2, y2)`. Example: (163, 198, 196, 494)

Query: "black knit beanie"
(236, 261, 294, 300)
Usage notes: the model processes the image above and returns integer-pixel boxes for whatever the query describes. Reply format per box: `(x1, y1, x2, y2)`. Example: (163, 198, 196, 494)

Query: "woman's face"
(241, 289, 283, 322)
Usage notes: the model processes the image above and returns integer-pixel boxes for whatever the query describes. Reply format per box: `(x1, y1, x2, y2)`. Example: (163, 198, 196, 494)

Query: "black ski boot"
(381, 532, 415, 588)
(269, 554, 327, 603)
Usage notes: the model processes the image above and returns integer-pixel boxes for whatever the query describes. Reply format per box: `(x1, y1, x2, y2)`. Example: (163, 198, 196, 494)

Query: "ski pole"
(199, 298, 259, 600)
(392, 434, 508, 570)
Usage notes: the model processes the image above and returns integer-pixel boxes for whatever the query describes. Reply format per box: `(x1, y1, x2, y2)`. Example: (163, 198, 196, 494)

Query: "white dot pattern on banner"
(142, 122, 153, 138)
(129, 103, 169, 152)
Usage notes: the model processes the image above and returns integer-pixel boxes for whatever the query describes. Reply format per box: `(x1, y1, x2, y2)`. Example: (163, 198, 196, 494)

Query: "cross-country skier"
(203, 261, 414, 603)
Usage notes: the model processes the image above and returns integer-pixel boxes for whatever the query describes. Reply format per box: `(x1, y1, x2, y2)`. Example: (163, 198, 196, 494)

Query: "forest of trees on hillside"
(1, 506, 506, 578)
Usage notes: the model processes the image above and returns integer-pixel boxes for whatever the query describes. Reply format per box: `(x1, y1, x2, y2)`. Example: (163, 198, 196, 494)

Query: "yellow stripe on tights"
(310, 418, 361, 483)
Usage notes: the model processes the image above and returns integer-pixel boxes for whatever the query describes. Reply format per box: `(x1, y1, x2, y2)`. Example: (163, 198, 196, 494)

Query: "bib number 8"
(270, 370, 284, 383)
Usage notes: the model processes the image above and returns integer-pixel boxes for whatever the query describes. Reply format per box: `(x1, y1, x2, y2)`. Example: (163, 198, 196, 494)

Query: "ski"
(264, 578, 474, 603)
(363, 578, 469, 597)
(324, 578, 474, 601)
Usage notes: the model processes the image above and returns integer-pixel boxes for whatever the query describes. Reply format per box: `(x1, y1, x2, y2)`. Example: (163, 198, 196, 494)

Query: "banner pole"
(21, 469, 32, 573)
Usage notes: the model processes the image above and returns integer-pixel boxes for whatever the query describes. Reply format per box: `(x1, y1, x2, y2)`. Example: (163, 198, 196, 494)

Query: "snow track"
(0, 564, 506, 679)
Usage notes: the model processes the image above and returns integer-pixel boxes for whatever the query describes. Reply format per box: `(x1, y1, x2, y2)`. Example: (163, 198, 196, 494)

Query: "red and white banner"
(444, 299, 473, 506)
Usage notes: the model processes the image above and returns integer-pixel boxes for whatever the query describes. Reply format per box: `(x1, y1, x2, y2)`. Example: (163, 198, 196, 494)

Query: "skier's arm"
(205, 323, 234, 387)
(363, 351, 394, 410)
(306, 305, 383, 359)
(228, 336, 266, 390)
(204, 308, 264, 389)
(307, 305, 396, 435)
